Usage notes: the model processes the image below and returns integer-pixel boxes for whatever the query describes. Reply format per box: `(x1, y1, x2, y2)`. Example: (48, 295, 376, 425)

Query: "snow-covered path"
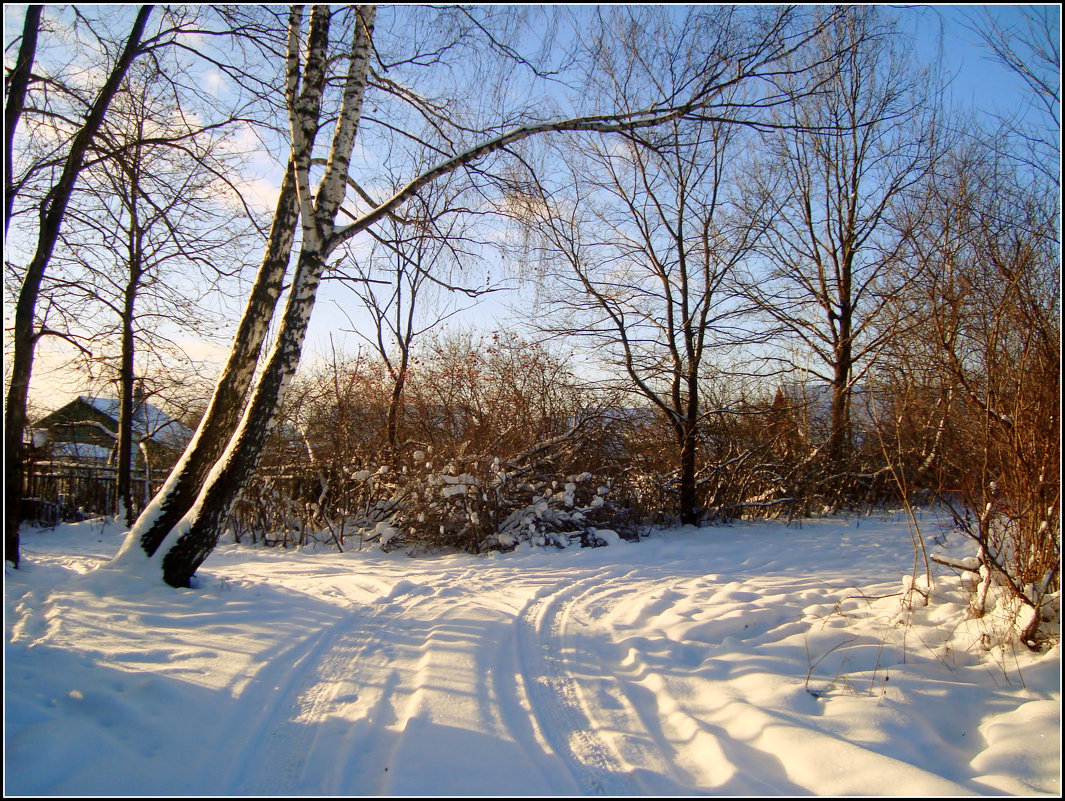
(5, 514, 1060, 795)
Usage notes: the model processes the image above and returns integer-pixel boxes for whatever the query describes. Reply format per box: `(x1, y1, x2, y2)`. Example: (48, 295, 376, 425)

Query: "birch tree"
(5, 5, 284, 567)
(110, 4, 851, 586)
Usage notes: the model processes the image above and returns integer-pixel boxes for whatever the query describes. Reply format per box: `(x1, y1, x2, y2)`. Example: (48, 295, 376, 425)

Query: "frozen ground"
(4, 510, 1060, 796)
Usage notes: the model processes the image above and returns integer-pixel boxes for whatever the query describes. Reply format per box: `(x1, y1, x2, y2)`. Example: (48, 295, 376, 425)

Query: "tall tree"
(517, 110, 761, 526)
(49, 60, 255, 526)
(743, 6, 939, 471)
(5, 5, 154, 567)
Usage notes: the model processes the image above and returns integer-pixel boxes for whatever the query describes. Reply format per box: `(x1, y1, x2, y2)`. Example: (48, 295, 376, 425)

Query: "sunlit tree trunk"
(119, 156, 300, 561)
(153, 5, 376, 585)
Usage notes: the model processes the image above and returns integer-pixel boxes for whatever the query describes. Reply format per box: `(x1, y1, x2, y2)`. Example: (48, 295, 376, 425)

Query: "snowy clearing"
(4, 511, 1060, 796)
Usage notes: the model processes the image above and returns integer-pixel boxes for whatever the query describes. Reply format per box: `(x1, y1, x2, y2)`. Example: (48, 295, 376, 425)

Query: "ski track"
(224, 609, 380, 795)
(159, 548, 993, 795)
(211, 561, 693, 795)
(212, 560, 796, 795)
(514, 570, 646, 795)
(218, 569, 430, 795)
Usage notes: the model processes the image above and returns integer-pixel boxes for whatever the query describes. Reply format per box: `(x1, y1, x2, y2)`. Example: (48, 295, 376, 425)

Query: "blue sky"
(929, 5, 1059, 120)
(305, 4, 1062, 369)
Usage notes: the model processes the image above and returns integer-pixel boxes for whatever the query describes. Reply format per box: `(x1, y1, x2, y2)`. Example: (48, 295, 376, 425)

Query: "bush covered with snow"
(355, 450, 631, 553)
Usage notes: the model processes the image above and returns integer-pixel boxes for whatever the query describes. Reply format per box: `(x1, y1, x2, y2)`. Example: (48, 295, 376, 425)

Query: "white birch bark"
(153, 6, 377, 586)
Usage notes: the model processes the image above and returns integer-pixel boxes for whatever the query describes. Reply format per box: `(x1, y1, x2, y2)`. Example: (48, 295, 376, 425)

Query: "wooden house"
(33, 395, 193, 472)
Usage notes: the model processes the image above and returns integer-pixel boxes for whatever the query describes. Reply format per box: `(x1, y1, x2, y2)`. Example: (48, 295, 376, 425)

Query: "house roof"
(51, 441, 114, 463)
(52, 396, 194, 450)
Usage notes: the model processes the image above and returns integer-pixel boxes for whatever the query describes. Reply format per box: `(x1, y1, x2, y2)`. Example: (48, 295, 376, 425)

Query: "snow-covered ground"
(5, 511, 1060, 796)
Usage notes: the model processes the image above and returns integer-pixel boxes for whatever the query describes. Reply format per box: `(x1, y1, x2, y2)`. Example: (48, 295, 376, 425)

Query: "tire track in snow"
(222, 582, 425, 795)
(513, 570, 649, 795)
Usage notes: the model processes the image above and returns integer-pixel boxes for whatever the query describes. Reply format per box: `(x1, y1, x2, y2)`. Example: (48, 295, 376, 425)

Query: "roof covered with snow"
(50, 441, 115, 463)
(77, 396, 194, 449)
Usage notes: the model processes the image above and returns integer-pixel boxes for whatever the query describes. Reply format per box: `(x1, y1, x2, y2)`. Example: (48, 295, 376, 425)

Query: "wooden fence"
(22, 460, 168, 525)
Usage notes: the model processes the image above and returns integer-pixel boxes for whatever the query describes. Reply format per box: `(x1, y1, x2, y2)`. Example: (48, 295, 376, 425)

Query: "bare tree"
(898, 8, 1060, 647)
(331, 167, 496, 452)
(742, 6, 940, 475)
(516, 108, 763, 526)
(5, 5, 155, 567)
(44, 59, 256, 526)
(507, 4, 873, 525)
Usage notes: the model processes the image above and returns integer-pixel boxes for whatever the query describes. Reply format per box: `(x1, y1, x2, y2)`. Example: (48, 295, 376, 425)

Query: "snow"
(81, 396, 194, 449)
(47, 441, 114, 463)
(5, 511, 1060, 796)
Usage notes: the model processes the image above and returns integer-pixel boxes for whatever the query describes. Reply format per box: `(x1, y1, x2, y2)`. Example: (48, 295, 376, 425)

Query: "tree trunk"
(828, 306, 853, 467)
(5, 5, 41, 232)
(678, 421, 700, 526)
(677, 358, 702, 526)
(152, 6, 377, 587)
(117, 272, 141, 528)
(117, 161, 145, 528)
(386, 356, 409, 452)
(5, 6, 152, 568)
(119, 157, 300, 560)
(161, 247, 330, 586)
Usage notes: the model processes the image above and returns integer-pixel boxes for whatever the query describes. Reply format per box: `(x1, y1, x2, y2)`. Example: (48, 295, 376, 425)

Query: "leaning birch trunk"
(111, 157, 299, 563)
(152, 6, 376, 586)
(159, 249, 330, 585)
(110, 5, 336, 568)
